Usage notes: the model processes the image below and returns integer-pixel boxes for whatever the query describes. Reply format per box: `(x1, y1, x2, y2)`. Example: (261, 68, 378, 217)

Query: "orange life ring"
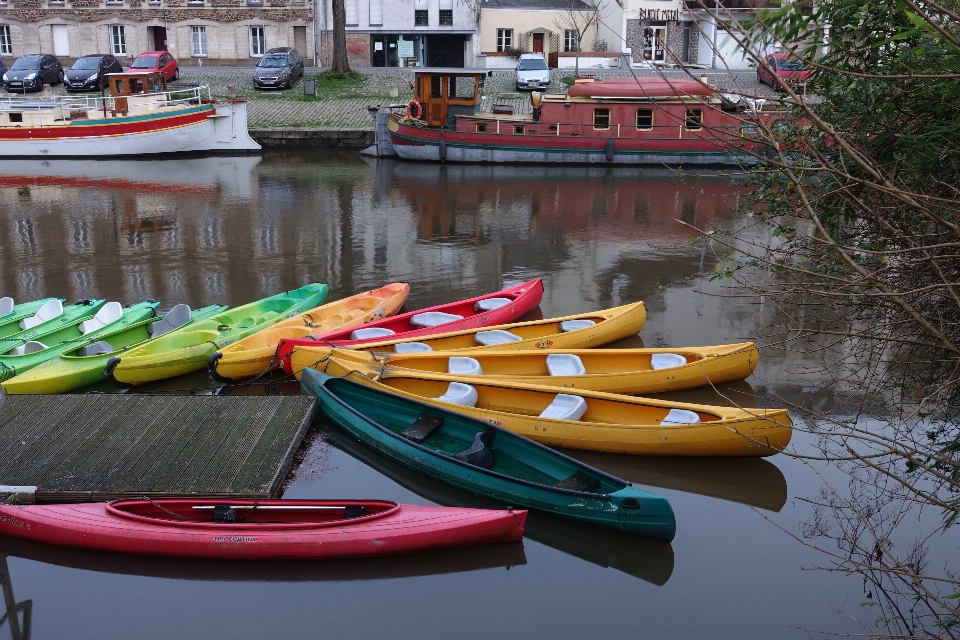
(406, 100, 423, 120)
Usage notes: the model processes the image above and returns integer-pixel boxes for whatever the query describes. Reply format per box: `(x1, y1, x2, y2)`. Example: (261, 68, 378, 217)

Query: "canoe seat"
(148, 304, 192, 337)
(350, 327, 396, 340)
(8, 341, 48, 356)
(474, 330, 522, 346)
(78, 302, 123, 335)
(19, 299, 64, 330)
(454, 427, 495, 469)
(77, 341, 114, 357)
(559, 319, 596, 333)
(553, 471, 601, 493)
(448, 357, 483, 376)
(474, 297, 512, 312)
(0, 297, 13, 317)
(394, 342, 433, 353)
(661, 408, 701, 425)
(401, 413, 444, 442)
(546, 354, 586, 376)
(410, 311, 464, 328)
(539, 394, 588, 421)
(435, 382, 478, 407)
(651, 353, 687, 370)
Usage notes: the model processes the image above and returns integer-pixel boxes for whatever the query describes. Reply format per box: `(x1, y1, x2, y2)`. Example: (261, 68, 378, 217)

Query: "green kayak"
(0, 299, 106, 352)
(301, 368, 677, 541)
(2, 304, 227, 394)
(0, 297, 65, 340)
(0, 301, 160, 384)
(107, 283, 329, 386)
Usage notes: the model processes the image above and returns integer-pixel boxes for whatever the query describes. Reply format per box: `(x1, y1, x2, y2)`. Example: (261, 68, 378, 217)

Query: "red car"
(757, 52, 811, 91)
(127, 51, 180, 82)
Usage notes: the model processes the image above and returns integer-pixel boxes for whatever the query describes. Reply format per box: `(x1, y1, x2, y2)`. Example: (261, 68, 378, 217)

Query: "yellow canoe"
(289, 301, 647, 378)
(310, 342, 758, 395)
(318, 357, 792, 457)
(209, 283, 410, 381)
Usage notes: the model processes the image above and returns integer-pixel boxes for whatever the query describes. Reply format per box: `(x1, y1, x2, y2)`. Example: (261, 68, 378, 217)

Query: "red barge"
(371, 71, 781, 165)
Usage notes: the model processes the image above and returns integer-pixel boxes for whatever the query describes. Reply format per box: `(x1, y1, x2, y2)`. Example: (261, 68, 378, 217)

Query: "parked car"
(516, 53, 550, 91)
(757, 52, 812, 91)
(128, 51, 179, 82)
(253, 48, 304, 90)
(0, 59, 7, 78)
(2, 54, 63, 92)
(64, 54, 124, 92)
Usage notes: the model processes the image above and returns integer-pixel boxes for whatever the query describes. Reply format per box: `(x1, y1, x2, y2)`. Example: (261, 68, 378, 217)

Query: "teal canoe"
(2, 304, 227, 394)
(0, 299, 106, 352)
(0, 301, 160, 384)
(301, 368, 676, 541)
(0, 297, 65, 340)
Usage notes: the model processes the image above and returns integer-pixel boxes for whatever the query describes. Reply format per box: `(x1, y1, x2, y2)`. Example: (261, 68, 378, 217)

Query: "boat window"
(8, 113, 23, 123)
(636, 108, 653, 130)
(129, 77, 145, 94)
(430, 75, 442, 99)
(685, 108, 703, 131)
(514, 125, 524, 135)
(476, 123, 486, 132)
(593, 108, 610, 130)
(448, 76, 476, 101)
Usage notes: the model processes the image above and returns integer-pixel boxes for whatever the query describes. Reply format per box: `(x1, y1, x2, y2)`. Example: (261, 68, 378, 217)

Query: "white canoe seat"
(474, 330, 523, 346)
(660, 408, 701, 425)
(435, 382, 478, 407)
(559, 319, 596, 333)
(78, 302, 123, 335)
(0, 297, 13, 317)
(148, 304, 192, 337)
(350, 327, 396, 340)
(546, 354, 586, 376)
(474, 297, 512, 312)
(410, 311, 464, 328)
(77, 341, 114, 357)
(651, 353, 688, 370)
(539, 394, 588, 421)
(394, 341, 433, 353)
(8, 341, 48, 356)
(448, 357, 483, 376)
(19, 300, 64, 330)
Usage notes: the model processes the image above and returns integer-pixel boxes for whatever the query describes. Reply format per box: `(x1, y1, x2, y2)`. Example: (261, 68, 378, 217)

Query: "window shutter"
(414, 0, 427, 9)
(439, 0, 451, 10)
(346, 0, 359, 26)
(369, 0, 383, 25)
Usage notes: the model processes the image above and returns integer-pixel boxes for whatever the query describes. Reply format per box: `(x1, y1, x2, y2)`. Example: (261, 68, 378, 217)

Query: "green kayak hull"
(0, 301, 159, 384)
(2, 304, 226, 394)
(0, 300, 106, 352)
(0, 298, 65, 340)
(301, 368, 676, 541)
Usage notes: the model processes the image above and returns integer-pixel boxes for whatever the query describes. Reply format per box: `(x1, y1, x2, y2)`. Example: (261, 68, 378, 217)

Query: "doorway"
(533, 33, 544, 53)
(52, 25, 69, 57)
(294, 26, 307, 58)
(426, 34, 465, 67)
(150, 26, 168, 51)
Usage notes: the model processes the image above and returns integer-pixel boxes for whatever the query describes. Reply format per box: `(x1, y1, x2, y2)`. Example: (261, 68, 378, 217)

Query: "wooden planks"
(0, 394, 315, 503)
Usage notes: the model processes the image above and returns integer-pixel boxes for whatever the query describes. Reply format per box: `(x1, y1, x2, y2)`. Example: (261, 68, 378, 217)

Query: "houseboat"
(0, 73, 261, 158)
(369, 70, 782, 165)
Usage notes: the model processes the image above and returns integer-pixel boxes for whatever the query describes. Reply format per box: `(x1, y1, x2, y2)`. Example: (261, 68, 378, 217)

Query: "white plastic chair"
(539, 394, 588, 421)
(546, 354, 586, 376)
(650, 353, 687, 370)
(149, 304, 192, 337)
(393, 341, 433, 353)
(448, 357, 483, 375)
(8, 341, 48, 356)
(19, 300, 64, 330)
(410, 311, 464, 328)
(350, 327, 396, 340)
(0, 298, 13, 317)
(474, 330, 523, 346)
(435, 382, 479, 407)
(78, 302, 123, 335)
(660, 408, 701, 425)
(474, 297, 512, 312)
(559, 319, 596, 332)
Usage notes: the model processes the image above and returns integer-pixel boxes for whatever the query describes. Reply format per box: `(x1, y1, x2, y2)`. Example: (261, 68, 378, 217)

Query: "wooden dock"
(0, 394, 316, 503)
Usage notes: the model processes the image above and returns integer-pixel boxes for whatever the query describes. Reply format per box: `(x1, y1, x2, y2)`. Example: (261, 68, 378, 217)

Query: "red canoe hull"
(277, 278, 543, 373)
(0, 500, 527, 559)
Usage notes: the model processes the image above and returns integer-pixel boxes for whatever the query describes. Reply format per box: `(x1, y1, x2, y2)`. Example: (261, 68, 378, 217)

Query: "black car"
(252, 48, 304, 90)
(0, 59, 7, 78)
(1, 54, 64, 92)
(64, 54, 123, 92)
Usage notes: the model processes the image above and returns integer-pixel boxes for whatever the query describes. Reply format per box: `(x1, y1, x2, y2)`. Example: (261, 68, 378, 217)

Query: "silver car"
(516, 54, 550, 91)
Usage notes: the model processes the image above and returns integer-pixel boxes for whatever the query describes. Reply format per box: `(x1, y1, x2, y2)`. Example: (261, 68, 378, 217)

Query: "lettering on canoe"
(477, 316, 489, 325)
(535, 340, 553, 349)
(0, 515, 30, 530)
(214, 535, 258, 542)
(481, 417, 503, 427)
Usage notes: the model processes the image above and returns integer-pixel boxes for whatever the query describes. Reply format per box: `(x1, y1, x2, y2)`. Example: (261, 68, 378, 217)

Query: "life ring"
(406, 100, 423, 120)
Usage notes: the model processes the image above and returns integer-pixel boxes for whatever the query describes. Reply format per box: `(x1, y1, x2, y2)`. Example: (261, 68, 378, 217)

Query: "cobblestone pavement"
(8, 67, 785, 130)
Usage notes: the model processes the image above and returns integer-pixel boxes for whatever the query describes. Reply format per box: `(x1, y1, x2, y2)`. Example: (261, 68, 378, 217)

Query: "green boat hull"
(108, 284, 329, 386)
(0, 300, 105, 352)
(0, 298, 65, 340)
(301, 368, 676, 541)
(2, 304, 227, 394)
(0, 301, 159, 384)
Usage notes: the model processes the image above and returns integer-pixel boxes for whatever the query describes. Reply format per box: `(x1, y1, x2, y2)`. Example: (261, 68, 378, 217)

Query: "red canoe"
(0, 498, 527, 559)
(276, 278, 543, 373)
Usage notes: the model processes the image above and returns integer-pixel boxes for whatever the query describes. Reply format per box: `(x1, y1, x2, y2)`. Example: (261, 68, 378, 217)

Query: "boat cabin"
(411, 70, 483, 127)
(105, 72, 167, 116)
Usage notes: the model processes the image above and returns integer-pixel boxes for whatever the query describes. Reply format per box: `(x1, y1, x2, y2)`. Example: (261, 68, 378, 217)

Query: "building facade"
(0, 0, 313, 67)
(684, 0, 780, 70)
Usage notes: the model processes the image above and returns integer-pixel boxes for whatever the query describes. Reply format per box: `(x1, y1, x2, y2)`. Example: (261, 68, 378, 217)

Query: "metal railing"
(0, 85, 213, 115)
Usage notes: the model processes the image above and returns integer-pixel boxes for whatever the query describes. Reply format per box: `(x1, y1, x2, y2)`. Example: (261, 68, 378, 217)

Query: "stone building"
(619, 0, 692, 66)
(0, 0, 314, 67)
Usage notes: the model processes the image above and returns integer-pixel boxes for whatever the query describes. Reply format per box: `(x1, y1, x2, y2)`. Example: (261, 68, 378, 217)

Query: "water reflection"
(0, 556, 31, 640)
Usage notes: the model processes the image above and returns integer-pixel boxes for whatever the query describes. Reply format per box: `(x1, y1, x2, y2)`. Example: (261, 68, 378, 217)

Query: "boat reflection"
(320, 422, 674, 586)
(0, 534, 525, 584)
(0, 556, 31, 640)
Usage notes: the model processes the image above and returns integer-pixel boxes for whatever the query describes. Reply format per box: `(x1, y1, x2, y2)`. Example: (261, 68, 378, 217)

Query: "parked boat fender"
(605, 138, 615, 162)
(439, 135, 447, 162)
(406, 100, 423, 120)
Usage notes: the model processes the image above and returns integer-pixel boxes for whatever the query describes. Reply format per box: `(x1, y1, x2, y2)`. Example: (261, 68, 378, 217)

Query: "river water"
(0, 151, 871, 638)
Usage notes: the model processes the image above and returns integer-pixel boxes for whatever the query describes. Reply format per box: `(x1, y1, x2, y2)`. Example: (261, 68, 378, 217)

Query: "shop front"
(370, 34, 468, 67)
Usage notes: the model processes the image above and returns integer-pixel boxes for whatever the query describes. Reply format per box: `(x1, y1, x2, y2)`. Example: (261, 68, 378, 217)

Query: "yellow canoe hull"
(312, 342, 758, 395)
(291, 302, 647, 379)
(212, 283, 410, 381)
(319, 357, 792, 457)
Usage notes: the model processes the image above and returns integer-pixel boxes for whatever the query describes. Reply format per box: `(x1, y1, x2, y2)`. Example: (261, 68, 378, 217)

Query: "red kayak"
(0, 498, 527, 559)
(277, 278, 543, 373)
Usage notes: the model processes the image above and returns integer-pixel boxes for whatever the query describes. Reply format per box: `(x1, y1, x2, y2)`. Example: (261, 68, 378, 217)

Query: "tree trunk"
(331, 0, 351, 73)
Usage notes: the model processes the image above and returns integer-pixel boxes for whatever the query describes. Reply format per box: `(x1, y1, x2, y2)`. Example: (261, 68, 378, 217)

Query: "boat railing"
(0, 85, 213, 113)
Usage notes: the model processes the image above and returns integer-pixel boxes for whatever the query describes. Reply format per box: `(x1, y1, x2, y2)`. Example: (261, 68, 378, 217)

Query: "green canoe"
(0, 297, 65, 340)
(0, 301, 160, 384)
(2, 304, 227, 394)
(0, 299, 106, 352)
(107, 284, 329, 386)
(301, 368, 677, 541)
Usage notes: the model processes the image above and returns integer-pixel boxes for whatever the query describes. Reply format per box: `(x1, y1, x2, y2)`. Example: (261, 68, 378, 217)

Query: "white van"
(515, 53, 550, 91)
